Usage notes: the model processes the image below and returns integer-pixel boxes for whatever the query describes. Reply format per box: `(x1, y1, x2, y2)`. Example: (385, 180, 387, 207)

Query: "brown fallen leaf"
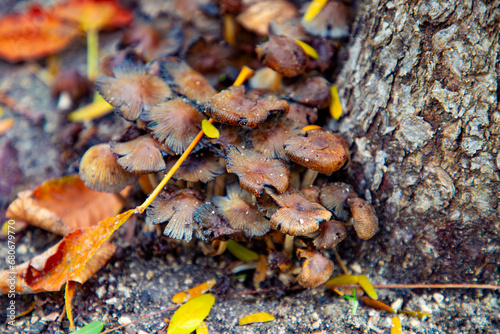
(5, 175, 129, 236)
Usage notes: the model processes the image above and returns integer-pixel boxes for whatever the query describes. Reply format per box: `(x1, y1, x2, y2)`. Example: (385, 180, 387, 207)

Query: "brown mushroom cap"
(284, 129, 350, 175)
(285, 76, 331, 109)
(267, 186, 331, 236)
(301, 1, 353, 39)
(96, 61, 171, 121)
(146, 188, 204, 241)
(160, 59, 217, 104)
(250, 117, 300, 161)
(347, 197, 378, 240)
(206, 85, 289, 128)
(142, 98, 205, 154)
(301, 185, 321, 203)
(256, 34, 308, 77)
(313, 220, 347, 249)
(79, 143, 136, 193)
(226, 145, 290, 197)
(236, 0, 298, 36)
(193, 203, 245, 241)
(319, 182, 357, 221)
(110, 134, 166, 173)
(206, 124, 244, 156)
(286, 103, 318, 126)
(296, 250, 334, 288)
(212, 184, 270, 238)
(165, 150, 225, 183)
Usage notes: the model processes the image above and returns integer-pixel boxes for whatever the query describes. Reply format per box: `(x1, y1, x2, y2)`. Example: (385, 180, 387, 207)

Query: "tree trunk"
(336, 0, 499, 283)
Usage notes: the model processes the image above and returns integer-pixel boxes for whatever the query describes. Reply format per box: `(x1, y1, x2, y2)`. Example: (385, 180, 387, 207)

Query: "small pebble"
(433, 293, 444, 304)
(350, 262, 362, 274)
(118, 316, 132, 325)
(146, 270, 154, 280)
(96, 286, 106, 299)
(391, 298, 404, 311)
(17, 244, 28, 255)
(105, 297, 118, 305)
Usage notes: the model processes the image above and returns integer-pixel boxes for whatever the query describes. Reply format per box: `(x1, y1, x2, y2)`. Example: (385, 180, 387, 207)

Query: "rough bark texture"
(335, 0, 500, 283)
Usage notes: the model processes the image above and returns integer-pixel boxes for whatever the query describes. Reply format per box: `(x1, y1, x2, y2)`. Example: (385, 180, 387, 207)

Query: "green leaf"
(72, 321, 104, 334)
(358, 274, 378, 300)
(238, 312, 275, 325)
(226, 240, 259, 262)
(168, 294, 216, 334)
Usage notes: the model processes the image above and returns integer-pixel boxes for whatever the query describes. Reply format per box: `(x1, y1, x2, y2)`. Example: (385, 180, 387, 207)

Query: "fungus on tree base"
(296, 249, 334, 288)
(146, 188, 204, 241)
(110, 134, 166, 173)
(226, 145, 290, 197)
(212, 185, 270, 238)
(206, 85, 289, 128)
(256, 34, 309, 77)
(347, 198, 378, 240)
(96, 61, 172, 121)
(79, 143, 136, 193)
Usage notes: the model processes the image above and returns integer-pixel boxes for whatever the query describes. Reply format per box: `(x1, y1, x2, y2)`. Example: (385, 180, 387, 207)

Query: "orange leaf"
(172, 279, 217, 304)
(6, 175, 128, 236)
(52, 0, 133, 32)
(0, 5, 79, 62)
(359, 296, 396, 313)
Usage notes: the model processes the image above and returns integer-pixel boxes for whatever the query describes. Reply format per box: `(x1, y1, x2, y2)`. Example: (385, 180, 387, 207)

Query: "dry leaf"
(172, 279, 217, 304)
(238, 312, 275, 325)
(6, 175, 128, 236)
(168, 294, 215, 334)
(0, 5, 79, 62)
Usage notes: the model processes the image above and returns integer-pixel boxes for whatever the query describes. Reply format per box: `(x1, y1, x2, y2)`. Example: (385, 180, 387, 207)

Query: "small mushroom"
(236, 0, 298, 36)
(296, 249, 334, 288)
(286, 103, 318, 126)
(319, 182, 356, 221)
(146, 188, 204, 241)
(79, 143, 136, 193)
(301, 1, 353, 39)
(285, 76, 331, 109)
(266, 186, 331, 236)
(256, 34, 309, 77)
(96, 61, 172, 121)
(206, 85, 289, 128)
(313, 220, 347, 249)
(165, 150, 225, 183)
(193, 203, 245, 241)
(347, 198, 378, 240)
(225, 145, 290, 197)
(212, 184, 270, 238)
(142, 98, 205, 154)
(110, 134, 166, 173)
(250, 117, 300, 161)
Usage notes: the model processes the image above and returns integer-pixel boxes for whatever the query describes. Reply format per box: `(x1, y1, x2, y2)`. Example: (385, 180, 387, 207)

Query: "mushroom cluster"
(78, 0, 377, 288)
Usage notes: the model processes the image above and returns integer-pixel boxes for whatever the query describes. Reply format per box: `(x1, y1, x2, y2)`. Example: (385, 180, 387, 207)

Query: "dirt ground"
(0, 1, 499, 333)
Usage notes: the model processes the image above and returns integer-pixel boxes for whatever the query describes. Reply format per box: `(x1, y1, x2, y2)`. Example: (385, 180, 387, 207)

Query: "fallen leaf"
(201, 119, 219, 139)
(0, 5, 79, 62)
(358, 274, 378, 300)
(295, 40, 319, 59)
(391, 316, 403, 334)
(52, 0, 133, 32)
(238, 312, 275, 325)
(360, 296, 396, 313)
(324, 274, 359, 286)
(0, 117, 13, 135)
(196, 321, 208, 334)
(72, 321, 104, 334)
(303, 0, 328, 22)
(329, 85, 342, 120)
(226, 240, 259, 262)
(68, 96, 114, 122)
(172, 279, 217, 304)
(168, 293, 216, 334)
(5, 175, 128, 236)
(398, 310, 432, 320)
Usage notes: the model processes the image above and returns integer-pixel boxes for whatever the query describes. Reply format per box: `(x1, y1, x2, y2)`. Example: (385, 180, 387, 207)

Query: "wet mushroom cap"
(206, 85, 289, 128)
(267, 186, 331, 236)
(313, 220, 347, 249)
(285, 76, 331, 109)
(256, 34, 309, 77)
(165, 150, 225, 183)
(284, 129, 350, 175)
(297, 251, 334, 288)
(79, 143, 136, 193)
(320, 182, 356, 221)
(212, 184, 270, 238)
(226, 145, 290, 197)
(146, 188, 204, 241)
(347, 197, 378, 240)
(250, 117, 300, 161)
(96, 61, 171, 121)
(142, 98, 205, 154)
(110, 134, 166, 173)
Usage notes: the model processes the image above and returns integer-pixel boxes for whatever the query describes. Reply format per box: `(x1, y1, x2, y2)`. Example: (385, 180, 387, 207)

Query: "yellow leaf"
(196, 321, 208, 334)
(303, 0, 328, 22)
(202, 119, 220, 139)
(168, 294, 216, 334)
(398, 310, 432, 320)
(295, 40, 319, 59)
(68, 96, 114, 122)
(391, 316, 403, 334)
(330, 85, 342, 120)
(324, 274, 359, 286)
(302, 125, 322, 132)
(358, 274, 378, 300)
(238, 312, 275, 325)
(226, 240, 259, 262)
(172, 279, 217, 304)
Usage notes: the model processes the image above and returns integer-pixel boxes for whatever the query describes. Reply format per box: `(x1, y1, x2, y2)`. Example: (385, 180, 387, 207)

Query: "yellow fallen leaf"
(391, 316, 403, 334)
(202, 119, 219, 139)
(302, 125, 322, 132)
(68, 95, 113, 122)
(324, 274, 359, 286)
(330, 85, 342, 120)
(0, 117, 13, 135)
(226, 240, 259, 262)
(295, 40, 319, 59)
(303, 0, 328, 22)
(168, 294, 216, 334)
(398, 310, 432, 320)
(238, 312, 275, 325)
(196, 321, 208, 334)
(358, 274, 378, 300)
(172, 279, 217, 304)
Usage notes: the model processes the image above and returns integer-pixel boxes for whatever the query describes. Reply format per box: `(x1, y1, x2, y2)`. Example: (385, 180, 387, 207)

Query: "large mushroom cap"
(110, 134, 166, 173)
(206, 85, 289, 128)
(284, 129, 350, 175)
(296, 250, 334, 288)
(96, 61, 171, 121)
(256, 34, 308, 77)
(79, 143, 136, 193)
(225, 145, 290, 197)
(347, 198, 378, 240)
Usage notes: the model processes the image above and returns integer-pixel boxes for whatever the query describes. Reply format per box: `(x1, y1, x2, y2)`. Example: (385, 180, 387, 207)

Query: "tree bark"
(336, 0, 499, 283)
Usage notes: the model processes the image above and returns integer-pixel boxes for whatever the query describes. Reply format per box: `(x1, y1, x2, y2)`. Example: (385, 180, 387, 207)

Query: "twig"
(333, 249, 350, 275)
(100, 306, 177, 334)
(324, 283, 500, 290)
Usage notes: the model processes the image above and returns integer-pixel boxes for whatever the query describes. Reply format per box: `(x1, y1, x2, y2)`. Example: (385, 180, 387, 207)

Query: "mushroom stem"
(65, 281, 77, 330)
(213, 240, 227, 256)
(223, 13, 236, 46)
(271, 72, 282, 91)
(87, 28, 99, 81)
(214, 174, 226, 196)
(283, 234, 295, 257)
(148, 173, 159, 189)
(301, 169, 319, 188)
